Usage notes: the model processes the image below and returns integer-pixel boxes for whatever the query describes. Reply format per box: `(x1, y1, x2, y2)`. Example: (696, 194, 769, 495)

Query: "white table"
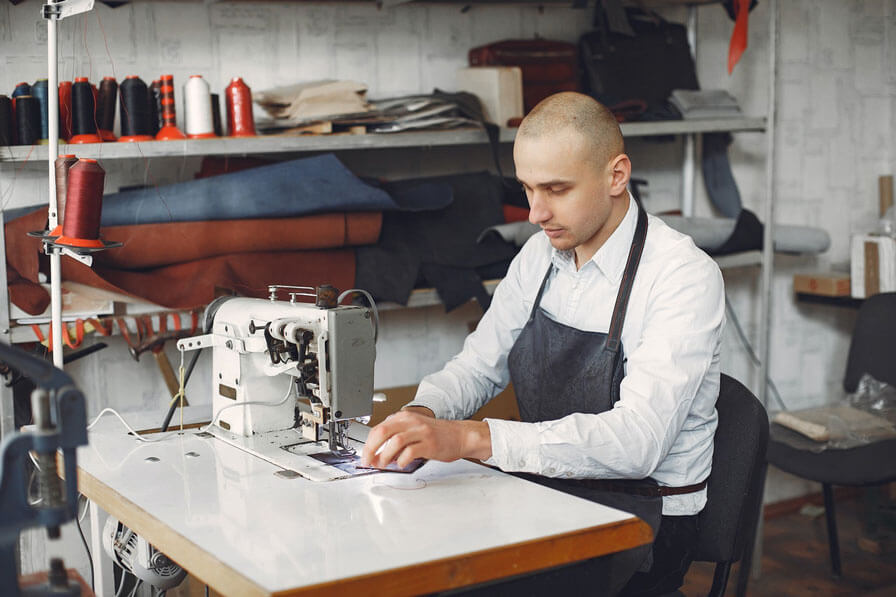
(78, 417, 652, 596)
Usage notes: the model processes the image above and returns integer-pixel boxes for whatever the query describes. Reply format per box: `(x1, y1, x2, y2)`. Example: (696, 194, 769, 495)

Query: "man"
(362, 92, 725, 595)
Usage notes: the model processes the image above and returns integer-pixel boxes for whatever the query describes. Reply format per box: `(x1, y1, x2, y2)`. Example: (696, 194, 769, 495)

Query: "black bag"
(579, 7, 699, 121)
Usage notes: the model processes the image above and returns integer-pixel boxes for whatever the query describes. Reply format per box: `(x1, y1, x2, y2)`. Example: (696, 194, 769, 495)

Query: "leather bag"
(469, 39, 579, 113)
(579, 7, 699, 121)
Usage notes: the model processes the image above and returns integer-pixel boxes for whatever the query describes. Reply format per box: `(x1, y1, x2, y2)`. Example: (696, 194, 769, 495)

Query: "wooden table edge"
(80, 464, 651, 597)
(275, 516, 653, 597)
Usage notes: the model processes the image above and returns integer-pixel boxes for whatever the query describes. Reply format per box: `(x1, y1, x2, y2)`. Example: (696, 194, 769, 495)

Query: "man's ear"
(608, 154, 631, 196)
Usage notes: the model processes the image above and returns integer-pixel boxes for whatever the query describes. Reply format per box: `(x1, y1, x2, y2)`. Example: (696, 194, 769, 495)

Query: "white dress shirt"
(408, 196, 725, 515)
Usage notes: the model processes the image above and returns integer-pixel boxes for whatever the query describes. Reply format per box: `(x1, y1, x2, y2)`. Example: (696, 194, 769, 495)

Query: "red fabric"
(728, 0, 750, 74)
(5, 208, 366, 314)
(503, 204, 530, 223)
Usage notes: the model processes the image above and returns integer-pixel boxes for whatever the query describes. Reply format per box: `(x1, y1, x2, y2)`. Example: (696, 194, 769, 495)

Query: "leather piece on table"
(94, 212, 381, 269)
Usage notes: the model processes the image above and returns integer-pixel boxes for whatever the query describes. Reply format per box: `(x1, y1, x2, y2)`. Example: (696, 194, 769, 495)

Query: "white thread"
(183, 75, 214, 137)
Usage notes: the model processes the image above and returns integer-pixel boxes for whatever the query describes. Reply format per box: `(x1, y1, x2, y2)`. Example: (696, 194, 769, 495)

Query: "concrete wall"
(2, 0, 894, 585)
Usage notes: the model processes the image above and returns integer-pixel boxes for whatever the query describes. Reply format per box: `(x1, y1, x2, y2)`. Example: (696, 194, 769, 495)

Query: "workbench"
(78, 415, 652, 596)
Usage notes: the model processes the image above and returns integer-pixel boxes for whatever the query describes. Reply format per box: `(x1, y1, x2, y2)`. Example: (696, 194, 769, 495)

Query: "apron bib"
(507, 204, 662, 579)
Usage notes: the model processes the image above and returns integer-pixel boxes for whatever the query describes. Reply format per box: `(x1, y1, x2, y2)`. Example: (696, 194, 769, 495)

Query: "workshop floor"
(680, 495, 896, 596)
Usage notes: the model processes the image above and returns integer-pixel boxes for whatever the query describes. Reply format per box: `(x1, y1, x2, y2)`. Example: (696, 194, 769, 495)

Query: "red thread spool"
(97, 76, 118, 141)
(56, 159, 106, 249)
(225, 77, 256, 137)
(58, 81, 73, 141)
(156, 74, 185, 140)
(49, 154, 79, 237)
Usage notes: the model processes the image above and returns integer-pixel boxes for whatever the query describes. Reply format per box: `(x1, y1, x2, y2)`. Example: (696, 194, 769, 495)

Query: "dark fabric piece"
(701, 132, 743, 218)
(620, 515, 700, 597)
(355, 172, 518, 309)
(768, 425, 896, 486)
(843, 292, 896, 392)
(723, 0, 759, 20)
(98, 154, 450, 227)
(419, 263, 493, 312)
(695, 375, 768, 564)
(504, 202, 664, 593)
(710, 208, 763, 256)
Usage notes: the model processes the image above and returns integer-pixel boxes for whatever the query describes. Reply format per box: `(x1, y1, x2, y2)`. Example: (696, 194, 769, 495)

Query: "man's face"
(514, 130, 614, 259)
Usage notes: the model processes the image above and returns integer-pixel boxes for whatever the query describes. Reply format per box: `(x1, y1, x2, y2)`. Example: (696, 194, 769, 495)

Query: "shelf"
(713, 251, 762, 269)
(0, 118, 765, 163)
(381, 250, 762, 311)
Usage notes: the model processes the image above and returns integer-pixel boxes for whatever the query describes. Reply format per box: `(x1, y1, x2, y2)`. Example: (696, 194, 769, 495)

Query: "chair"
(766, 292, 896, 577)
(689, 374, 769, 597)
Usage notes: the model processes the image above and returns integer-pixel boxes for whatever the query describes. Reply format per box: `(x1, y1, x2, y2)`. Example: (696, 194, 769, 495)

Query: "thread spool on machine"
(30, 157, 122, 255)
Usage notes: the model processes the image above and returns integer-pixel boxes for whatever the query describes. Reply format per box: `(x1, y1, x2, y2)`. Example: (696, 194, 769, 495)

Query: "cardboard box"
(793, 272, 851, 297)
(851, 234, 896, 298)
(456, 66, 524, 127)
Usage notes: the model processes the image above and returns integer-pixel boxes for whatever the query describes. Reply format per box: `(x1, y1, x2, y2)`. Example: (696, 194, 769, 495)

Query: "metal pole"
(681, 6, 698, 217)
(753, 0, 779, 579)
(48, 0, 64, 368)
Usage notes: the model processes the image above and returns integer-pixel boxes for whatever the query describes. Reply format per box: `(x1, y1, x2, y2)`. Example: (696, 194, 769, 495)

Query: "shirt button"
(545, 467, 556, 475)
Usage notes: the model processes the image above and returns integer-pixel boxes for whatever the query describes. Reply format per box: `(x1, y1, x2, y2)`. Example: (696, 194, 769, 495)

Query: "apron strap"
(528, 264, 554, 322)
(606, 203, 648, 353)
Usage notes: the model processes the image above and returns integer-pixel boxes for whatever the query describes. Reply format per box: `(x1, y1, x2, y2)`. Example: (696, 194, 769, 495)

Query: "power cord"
(75, 508, 94, 593)
(725, 295, 788, 410)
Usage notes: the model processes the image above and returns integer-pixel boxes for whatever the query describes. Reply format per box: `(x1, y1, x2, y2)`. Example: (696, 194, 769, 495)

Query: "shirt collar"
(551, 194, 637, 284)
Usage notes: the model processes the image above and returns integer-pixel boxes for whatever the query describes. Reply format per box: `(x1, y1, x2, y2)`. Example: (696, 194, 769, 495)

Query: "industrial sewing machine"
(177, 285, 379, 481)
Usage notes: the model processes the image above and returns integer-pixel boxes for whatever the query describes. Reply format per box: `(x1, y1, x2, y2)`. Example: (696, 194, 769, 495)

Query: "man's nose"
(528, 193, 551, 225)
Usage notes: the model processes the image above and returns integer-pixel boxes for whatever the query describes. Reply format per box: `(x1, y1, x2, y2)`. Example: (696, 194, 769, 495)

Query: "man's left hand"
(360, 410, 492, 469)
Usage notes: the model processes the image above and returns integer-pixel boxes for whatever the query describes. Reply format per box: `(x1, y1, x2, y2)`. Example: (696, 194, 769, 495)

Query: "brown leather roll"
(95, 212, 381, 269)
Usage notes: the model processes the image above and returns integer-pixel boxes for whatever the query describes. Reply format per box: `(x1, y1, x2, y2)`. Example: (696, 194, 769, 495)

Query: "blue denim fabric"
(97, 154, 447, 226)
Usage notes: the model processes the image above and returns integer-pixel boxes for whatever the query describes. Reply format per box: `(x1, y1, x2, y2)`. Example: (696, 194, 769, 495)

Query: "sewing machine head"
(180, 285, 377, 453)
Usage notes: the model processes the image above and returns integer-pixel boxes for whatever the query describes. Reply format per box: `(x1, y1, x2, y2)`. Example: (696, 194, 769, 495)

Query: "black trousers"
(449, 514, 699, 597)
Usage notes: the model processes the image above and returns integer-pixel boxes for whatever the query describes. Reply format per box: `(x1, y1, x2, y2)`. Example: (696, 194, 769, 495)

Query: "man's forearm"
(459, 420, 493, 461)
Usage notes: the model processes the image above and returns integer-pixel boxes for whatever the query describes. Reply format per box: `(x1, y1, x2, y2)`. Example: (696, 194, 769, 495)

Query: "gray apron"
(507, 203, 662, 587)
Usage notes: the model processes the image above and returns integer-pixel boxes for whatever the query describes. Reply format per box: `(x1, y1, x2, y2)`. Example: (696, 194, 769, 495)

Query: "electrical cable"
(724, 296, 787, 410)
(75, 507, 94, 593)
(87, 408, 169, 442)
(201, 377, 294, 433)
(337, 288, 379, 342)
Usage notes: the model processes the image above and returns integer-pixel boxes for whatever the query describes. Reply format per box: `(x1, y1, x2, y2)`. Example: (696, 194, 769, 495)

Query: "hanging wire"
(725, 295, 787, 410)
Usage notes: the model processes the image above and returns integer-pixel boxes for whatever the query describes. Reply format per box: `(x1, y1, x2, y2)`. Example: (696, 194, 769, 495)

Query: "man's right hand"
(360, 407, 492, 469)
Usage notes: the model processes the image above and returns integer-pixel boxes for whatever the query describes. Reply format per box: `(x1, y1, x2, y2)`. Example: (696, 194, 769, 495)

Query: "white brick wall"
(2, 0, 894, 581)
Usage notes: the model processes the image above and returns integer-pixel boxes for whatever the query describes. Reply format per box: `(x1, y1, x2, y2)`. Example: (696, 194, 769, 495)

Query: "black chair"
(766, 292, 896, 577)
(688, 374, 769, 597)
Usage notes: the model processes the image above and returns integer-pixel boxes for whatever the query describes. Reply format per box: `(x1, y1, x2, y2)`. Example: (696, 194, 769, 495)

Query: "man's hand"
(361, 408, 492, 469)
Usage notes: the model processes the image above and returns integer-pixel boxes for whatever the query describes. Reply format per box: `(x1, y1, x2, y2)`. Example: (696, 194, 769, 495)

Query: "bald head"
(517, 92, 624, 169)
